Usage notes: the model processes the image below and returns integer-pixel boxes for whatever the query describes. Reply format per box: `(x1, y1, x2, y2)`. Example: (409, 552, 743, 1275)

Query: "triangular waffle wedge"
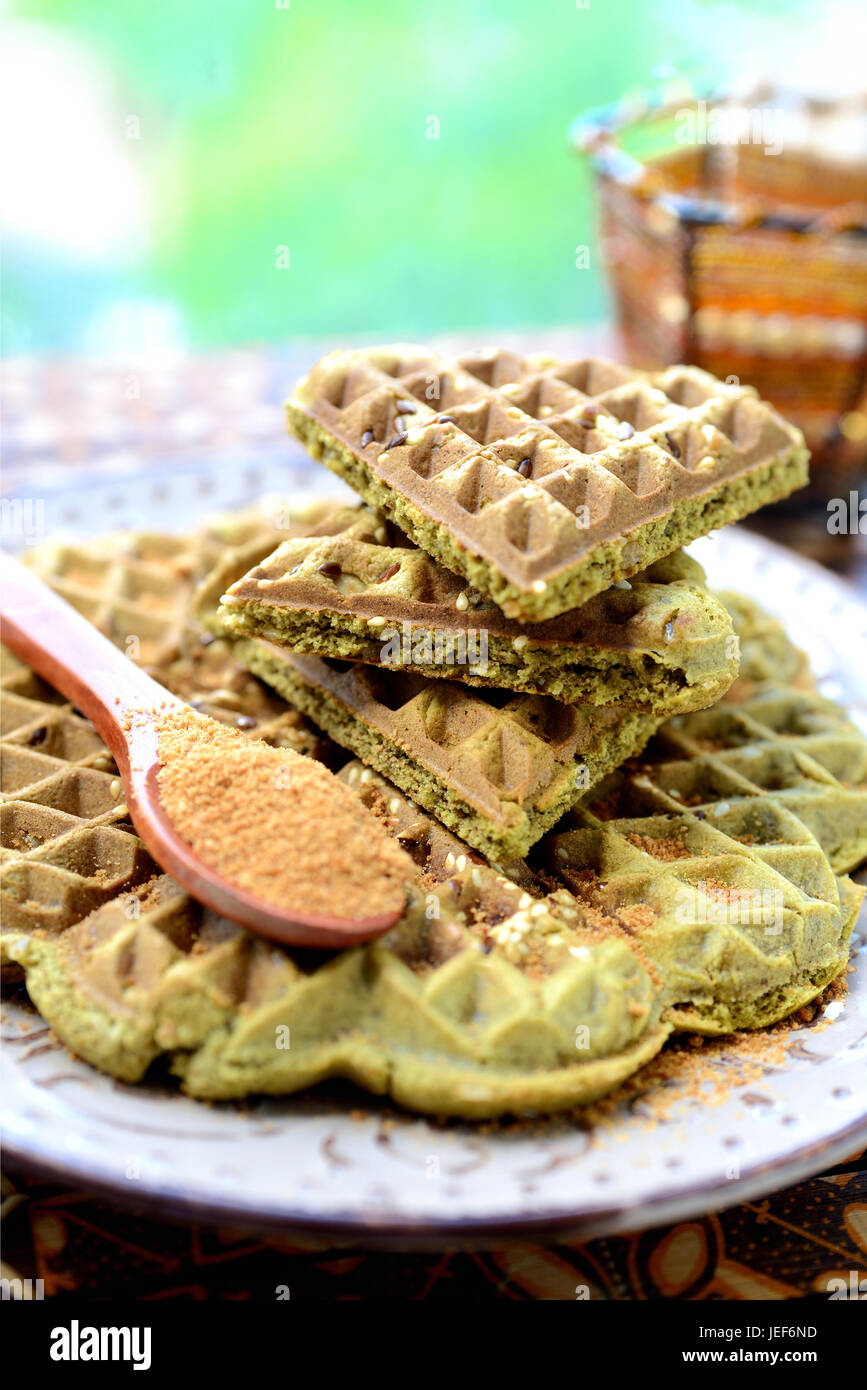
(215, 501, 738, 715)
(286, 345, 809, 619)
(228, 638, 660, 860)
(536, 784, 860, 1035)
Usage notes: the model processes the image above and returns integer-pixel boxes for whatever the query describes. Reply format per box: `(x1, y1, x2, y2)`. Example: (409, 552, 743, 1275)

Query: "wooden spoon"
(0, 551, 407, 947)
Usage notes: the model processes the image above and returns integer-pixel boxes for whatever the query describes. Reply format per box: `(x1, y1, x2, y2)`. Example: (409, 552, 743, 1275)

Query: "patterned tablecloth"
(1, 343, 865, 1300)
(1, 1154, 865, 1300)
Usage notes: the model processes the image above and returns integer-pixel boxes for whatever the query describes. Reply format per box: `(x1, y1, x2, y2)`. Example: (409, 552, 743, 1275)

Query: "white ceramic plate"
(3, 460, 866, 1245)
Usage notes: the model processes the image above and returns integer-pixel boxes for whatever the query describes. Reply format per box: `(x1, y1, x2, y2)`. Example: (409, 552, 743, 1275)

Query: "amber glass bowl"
(573, 82, 867, 498)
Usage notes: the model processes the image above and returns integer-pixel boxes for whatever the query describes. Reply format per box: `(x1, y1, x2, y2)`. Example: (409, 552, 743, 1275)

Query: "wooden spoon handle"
(0, 549, 182, 762)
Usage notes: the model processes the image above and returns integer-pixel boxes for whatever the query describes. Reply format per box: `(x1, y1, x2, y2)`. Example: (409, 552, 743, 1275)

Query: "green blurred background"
(1, 0, 861, 357)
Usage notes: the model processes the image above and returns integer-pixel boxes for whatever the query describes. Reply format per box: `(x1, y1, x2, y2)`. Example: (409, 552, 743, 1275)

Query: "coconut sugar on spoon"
(154, 707, 412, 923)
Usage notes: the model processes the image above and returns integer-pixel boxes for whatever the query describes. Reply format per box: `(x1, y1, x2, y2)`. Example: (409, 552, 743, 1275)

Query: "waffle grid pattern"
(641, 688, 867, 874)
(288, 346, 807, 613)
(7, 720, 671, 1117)
(2, 517, 336, 958)
(1, 651, 153, 941)
(217, 501, 738, 713)
(542, 773, 858, 1032)
(231, 640, 660, 859)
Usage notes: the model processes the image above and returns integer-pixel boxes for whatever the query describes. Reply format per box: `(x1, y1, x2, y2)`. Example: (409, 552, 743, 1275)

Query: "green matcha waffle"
(286, 345, 809, 620)
(13, 853, 670, 1118)
(6, 709, 671, 1117)
(539, 779, 860, 1035)
(229, 639, 660, 860)
(2, 523, 336, 978)
(216, 501, 738, 715)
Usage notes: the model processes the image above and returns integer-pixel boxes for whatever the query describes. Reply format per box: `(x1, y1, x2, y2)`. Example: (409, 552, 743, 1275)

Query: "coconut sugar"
(154, 707, 411, 921)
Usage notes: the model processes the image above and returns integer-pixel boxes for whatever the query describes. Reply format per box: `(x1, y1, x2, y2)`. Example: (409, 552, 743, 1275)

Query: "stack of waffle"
(216, 344, 809, 859)
(4, 346, 865, 1120)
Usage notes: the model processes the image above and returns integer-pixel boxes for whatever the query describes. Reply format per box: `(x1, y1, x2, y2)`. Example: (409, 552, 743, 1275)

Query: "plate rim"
(4, 1112, 866, 1247)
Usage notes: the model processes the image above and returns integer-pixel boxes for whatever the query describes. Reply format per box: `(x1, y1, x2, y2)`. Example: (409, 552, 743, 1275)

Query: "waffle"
(286, 345, 809, 620)
(537, 785, 860, 1034)
(0, 640, 327, 968)
(23, 497, 335, 685)
(229, 638, 660, 860)
(216, 501, 738, 715)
